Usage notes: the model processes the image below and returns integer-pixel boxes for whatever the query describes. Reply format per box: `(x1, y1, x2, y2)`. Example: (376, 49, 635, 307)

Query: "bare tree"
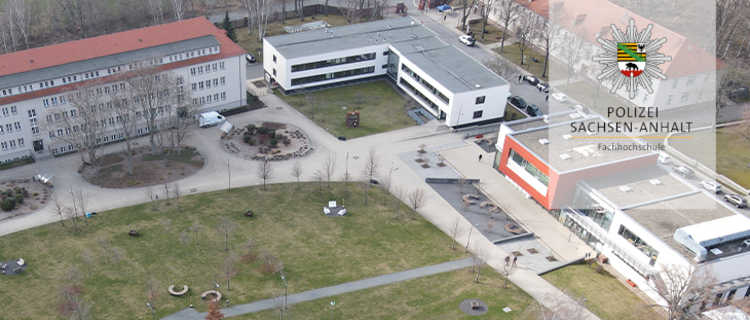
(455, 177, 469, 194)
(58, 285, 92, 320)
(363, 147, 380, 188)
(455, 0, 477, 30)
(145, 186, 157, 211)
(190, 221, 203, 246)
(145, 272, 161, 310)
(222, 252, 238, 290)
(291, 160, 303, 190)
(501, 254, 517, 288)
(243, 237, 258, 261)
(323, 152, 337, 188)
(359, 170, 371, 204)
(111, 247, 123, 275)
(260, 248, 279, 273)
(163, 181, 171, 205)
(4, 0, 31, 49)
(179, 230, 192, 257)
(97, 236, 111, 263)
(313, 170, 325, 194)
(472, 244, 491, 283)
(173, 183, 182, 211)
(558, 27, 588, 90)
(628, 0, 661, 19)
(449, 218, 464, 250)
(66, 267, 82, 293)
(205, 299, 225, 320)
(478, 0, 498, 42)
(82, 249, 94, 276)
(241, 0, 276, 42)
(392, 185, 404, 220)
(171, 0, 186, 21)
(73, 189, 89, 226)
(380, 164, 394, 205)
(257, 160, 274, 191)
(650, 264, 718, 320)
(407, 188, 426, 220)
(270, 293, 287, 320)
(52, 196, 67, 227)
(496, 0, 519, 53)
(216, 213, 237, 251)
(341, 170, 352, 198)
(483, 55, 517, 81)
(54, 0, 95, 39)
(65, 206, 80, 232)
(539, 6, 566, 78)
(514, 10, 538, 69)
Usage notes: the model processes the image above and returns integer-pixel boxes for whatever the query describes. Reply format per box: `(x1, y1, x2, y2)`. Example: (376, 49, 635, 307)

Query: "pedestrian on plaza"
(545, 95, 549, 101)
(226, 300, 229, 307)
(513, 256, 518, 266)
(518, 74, 522, 82)
(155, 194, 158, 200)
(478, 154, 483, 162)
(538, 86, 542, 93)
(443, 15, 446, 22)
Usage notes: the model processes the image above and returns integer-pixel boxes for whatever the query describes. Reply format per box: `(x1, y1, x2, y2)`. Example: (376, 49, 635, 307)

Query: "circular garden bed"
(0, 179, 52, 221)
(81, 147, 205, 188)
(221, 122, 311, 161)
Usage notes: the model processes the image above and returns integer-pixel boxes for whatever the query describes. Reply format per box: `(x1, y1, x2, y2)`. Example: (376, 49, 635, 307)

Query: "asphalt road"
(246, 61, 264, 80)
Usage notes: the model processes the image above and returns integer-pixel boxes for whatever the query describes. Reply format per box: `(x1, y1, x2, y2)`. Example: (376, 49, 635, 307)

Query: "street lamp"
(146, 303, 155, 320)
(465, 222, 481, 253)
(281, 272, 288, 309)
(227, 159, 231, 190)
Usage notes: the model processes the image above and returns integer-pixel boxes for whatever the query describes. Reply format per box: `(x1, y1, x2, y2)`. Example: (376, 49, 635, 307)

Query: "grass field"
(234, 269, 535, 320)
(276, 80, 416, 139)
(669, 128, 750, 187)
(0, 157, 34, 172)
(494, 46, 548, 82)
(456, 20, 505, 45)
(541, 262, 659, 320)
(505, 104, 527, 121)
(0, 183, 464, 319)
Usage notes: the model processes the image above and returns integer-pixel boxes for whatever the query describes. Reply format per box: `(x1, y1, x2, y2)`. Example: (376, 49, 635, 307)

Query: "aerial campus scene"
(0, 0, 749, 319)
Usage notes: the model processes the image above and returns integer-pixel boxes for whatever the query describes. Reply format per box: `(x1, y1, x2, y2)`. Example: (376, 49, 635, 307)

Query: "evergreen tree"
(221, 12, 238, 43)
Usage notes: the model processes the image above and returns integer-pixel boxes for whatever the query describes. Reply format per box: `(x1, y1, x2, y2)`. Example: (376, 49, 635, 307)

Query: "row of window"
(193, 92, 227, 105)
(399, 77, 439, 112)
(617, 225, 659, 265)
(0, 138, 24, 150)
(190, 62, 225, 76)
(400, 64, 450, 104)
(508, 149, 549, 186)
(291, 53, 377, 72)
(191, 77, 226, 91)
(1, 106, 18, 116)
(291, 66, 376, 86)
(0, 122, 22, 134)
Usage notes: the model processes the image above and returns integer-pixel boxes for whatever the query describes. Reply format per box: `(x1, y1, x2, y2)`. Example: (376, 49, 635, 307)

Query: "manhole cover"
(511, 251, 523, 257)
(546, 256, 558, 262)
(276, 107, 282, 110)
(527, 248, 539, 254)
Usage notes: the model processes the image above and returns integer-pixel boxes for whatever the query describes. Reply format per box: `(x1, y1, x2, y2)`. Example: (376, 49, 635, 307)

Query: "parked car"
(671, 165, 695, 178)
(523, 75, 539, 85)
(724, 194, 747, 208)
(536, 82, 550, 93)
(569, 104, 589, 114)
(458, 35, 475, 46)
(551, 93, 567, 102)
(699, 180, 722, 193)
(658, 152, 671, 164)
(246, 53, 257, 63)
(526, 104, 543, 117)
(509, 96, 527, 109)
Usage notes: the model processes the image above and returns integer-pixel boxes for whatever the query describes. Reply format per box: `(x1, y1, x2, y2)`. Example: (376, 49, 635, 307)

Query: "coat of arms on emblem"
(593, 20, 672, 99)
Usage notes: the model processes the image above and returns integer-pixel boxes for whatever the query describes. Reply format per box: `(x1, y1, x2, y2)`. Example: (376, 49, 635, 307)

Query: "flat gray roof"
(625, 193, 736, 258)
(584, 166, 696, 209)
(506, 111, 588, 131)
(513, 118, 654, 172)
(0, 36, 219, 89)
(264, 17, 507, 93)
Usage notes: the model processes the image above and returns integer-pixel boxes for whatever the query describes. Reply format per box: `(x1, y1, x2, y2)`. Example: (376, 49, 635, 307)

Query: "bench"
(179, 144, 197, 150)
(245, 210, 253, 217)
(462, 194, 479, 205)
(129, 230, 139, 237)
(479, 202, 499, 212)
(12, 267, 22, 274)
(201, 290, 222, 302)
(168, 285, 189, 296)
(470, 301, 479, 309)
(505, 223, 523, 234)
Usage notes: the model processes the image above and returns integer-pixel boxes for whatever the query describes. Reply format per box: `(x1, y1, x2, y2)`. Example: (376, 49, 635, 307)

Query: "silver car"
(699, 180, 721, 193)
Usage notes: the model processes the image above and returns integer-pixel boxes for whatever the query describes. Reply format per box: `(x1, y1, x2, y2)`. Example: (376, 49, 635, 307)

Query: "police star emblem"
(593, 19, 672, 99)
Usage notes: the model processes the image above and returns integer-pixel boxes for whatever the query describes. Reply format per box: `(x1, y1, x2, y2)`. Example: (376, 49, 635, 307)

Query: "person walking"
(443, 15, 447, 23)
(518, 74, 522, 83)
(478, 154, 483, 162)
(545, 95, 549, 101)
(226, 300, 230, 307)
(513, 256, 518, 266)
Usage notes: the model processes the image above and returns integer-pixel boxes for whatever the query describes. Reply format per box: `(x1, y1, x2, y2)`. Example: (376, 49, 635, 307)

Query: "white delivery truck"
(199, 111, 225, 128)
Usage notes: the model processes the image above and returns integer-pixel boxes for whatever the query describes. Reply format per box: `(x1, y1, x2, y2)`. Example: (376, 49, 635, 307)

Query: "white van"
(199, 111, 225, 128)
(658, 152, 671, 164)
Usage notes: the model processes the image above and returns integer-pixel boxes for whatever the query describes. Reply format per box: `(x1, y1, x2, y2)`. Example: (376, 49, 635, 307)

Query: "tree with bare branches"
(145, 272, 161, 311)
(145, 186, 157, 211)
(557, 27, 588, 91)
(392, 185, 404, 220)
(163, 181, 172, 205)
(478, 0, 498, 42)
(514, 10, 538, 69)
(190, 221, 203, 246)
(205, 299, 225, 320)
(257, 160, 274, 191)
(216, 213, 237, 251)
(57, 284, 92, 320)
(501, 254, 517, 288)
(4, 0, 31, 50)
(313, 170, 325, 194)
(650, 264, 718, 320)
(455, 0, 477, 30)
(111, 247, 123, 275)
(472, 244, 491, 283)
(496, 0, 519, 53)
(407, 187, 426, 220)
(162, 219, 173, 246)
(173, 183, 182, 211)
(243, 237, 258, 261)
(52, 196, 67, 227)
(270, 293, 287, 320)
(222, 252, 238, 291)
(260, 248, 279, 273)
(291, 160, 303, 190)
(82, 249, 94, 276)
(66, 267, 82, 293)
(97, 236, 111, 263)
(179, 230, 192, 257)
(323, 152, 337, 188)
(449, 218, 464, 250)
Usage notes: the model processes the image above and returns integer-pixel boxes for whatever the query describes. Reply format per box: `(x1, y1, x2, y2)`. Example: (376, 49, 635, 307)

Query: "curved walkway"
(162, 258, 474, 320)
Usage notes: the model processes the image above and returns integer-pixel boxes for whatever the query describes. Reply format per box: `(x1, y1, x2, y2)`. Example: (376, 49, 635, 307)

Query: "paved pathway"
(162, 258, 474, 319)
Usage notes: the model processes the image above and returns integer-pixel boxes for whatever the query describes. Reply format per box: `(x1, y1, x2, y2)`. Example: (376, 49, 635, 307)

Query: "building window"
(400, 64, 450, 104)
(43, 99, 50, 107)
(382, 64, 388, 69)
(6, 124, 12, 132)
(192, 83, 197, 91)
(198, 66, 203, 74)
(476, 96, 486, 104)
(1, 108, 8, 116)
(214, 93, 219, 101)
(291, 66, 375, 86)
(687, 76, 696, 86)
(221, 92, 226, 100)
(14, 122, 21, 130)
(9, 140, 16, 148)
(273, 69, 277, 76)
(667, 95, 673, 105)
(473, 110, 483, 119)
(206, 80, 211, 89)
(508, 149, 549, 186)
(199, 82, 204, 90)
(207, 95, 212, 103)
(291, 52, 377, 72)
(220, 77, 225, 85)
(0, 126, 3, 134)
(383, 51, 389, 56)
(1, 142, 6, 150)
(213, 79, 218, 87)
(672, 79, 678, 89)
(618, 225, 659, 261)
(205, 64, 211, 73)
(191, 68, 196, 76)
(18, 138, 23, 146)
(273, 55, 277, 63)
(680, 92, 690, 102)
(220, 62, 225, 69)
(213, 63, 218, 71)
(10, 106, 17, 114)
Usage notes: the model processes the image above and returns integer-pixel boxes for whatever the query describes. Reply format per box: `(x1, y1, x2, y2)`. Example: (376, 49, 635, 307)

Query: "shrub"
(32, 192, 38, 196)
(243, 131, 252, 137)
(126, 180, 140, 187)
(248, 139, 256, 146)
(243, 135, 252, 143)
(14, 194, 23, 204)
(2, 198, 15, 211)
(14, 187, 21, 194)
(0, 194, 6, 201)
(246, 124, 257, 134)
(0, 191, 5, 196)
(257, 134, 269, 144)
(270, 138, 278, 146)
(267, 129, 276, 138)
(22, 187, 29, 197)
(283, 138, 291, 146)
(257, 126, 268, 134)
(5, 189, 13, 197)
(275, 133, 284, 140)
(595, 265, 604, 274)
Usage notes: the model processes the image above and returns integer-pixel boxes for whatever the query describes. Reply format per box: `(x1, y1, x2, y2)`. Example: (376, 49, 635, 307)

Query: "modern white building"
(0, 17, 247, 163)
(263, 17, 510, 127)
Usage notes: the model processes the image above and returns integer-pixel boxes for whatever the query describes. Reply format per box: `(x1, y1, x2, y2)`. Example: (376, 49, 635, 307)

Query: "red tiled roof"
(552, 0, 719, 78)
(0, 17, 245, 78)
(513, 0, 549, 20)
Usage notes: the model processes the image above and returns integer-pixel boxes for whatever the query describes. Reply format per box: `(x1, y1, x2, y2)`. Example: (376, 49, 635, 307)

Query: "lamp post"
(455, 105, 465, 127)
(227, 159, 231, 190)
(281, 272, 288, 309)
(465, 222, 481, 253)
(146, 303, 155, 320)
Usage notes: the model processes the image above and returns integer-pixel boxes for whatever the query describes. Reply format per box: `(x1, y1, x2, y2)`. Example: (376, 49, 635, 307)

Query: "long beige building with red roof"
(0, 17, 247, 163)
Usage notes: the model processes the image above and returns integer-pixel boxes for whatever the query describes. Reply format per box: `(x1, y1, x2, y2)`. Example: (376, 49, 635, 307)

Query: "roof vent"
(619, 186, 632, 192)
(475, 84, 481, 88)
(569, 113, 581, 119)
(30, 59, 33, 63)
(586, 130, 597, 136)
(563, 134, 572, 140)
(560, 153, 571, 160)
(539, 139, 549, 145)
(139, 39, 142, 42)
(543, 115, 550, 123)
(649, 179, 663, 186)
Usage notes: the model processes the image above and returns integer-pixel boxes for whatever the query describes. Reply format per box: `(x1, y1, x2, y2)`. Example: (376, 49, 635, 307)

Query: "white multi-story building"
(0, 17, 247, 163)
(263, 17, 510, 127)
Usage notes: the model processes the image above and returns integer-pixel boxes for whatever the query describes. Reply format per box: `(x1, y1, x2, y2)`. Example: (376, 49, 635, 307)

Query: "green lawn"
(0, 183, 464, 319)
(505, 104, 527, 121)
(494, 46, 548, 81)
(276, 80, 416, 139)
(457, 19, 505, 45)
(0, 157, 34, 172)
(541, 262, 659, 320)
(234, 269, 535, 320)
(669, 128, 750, 187)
